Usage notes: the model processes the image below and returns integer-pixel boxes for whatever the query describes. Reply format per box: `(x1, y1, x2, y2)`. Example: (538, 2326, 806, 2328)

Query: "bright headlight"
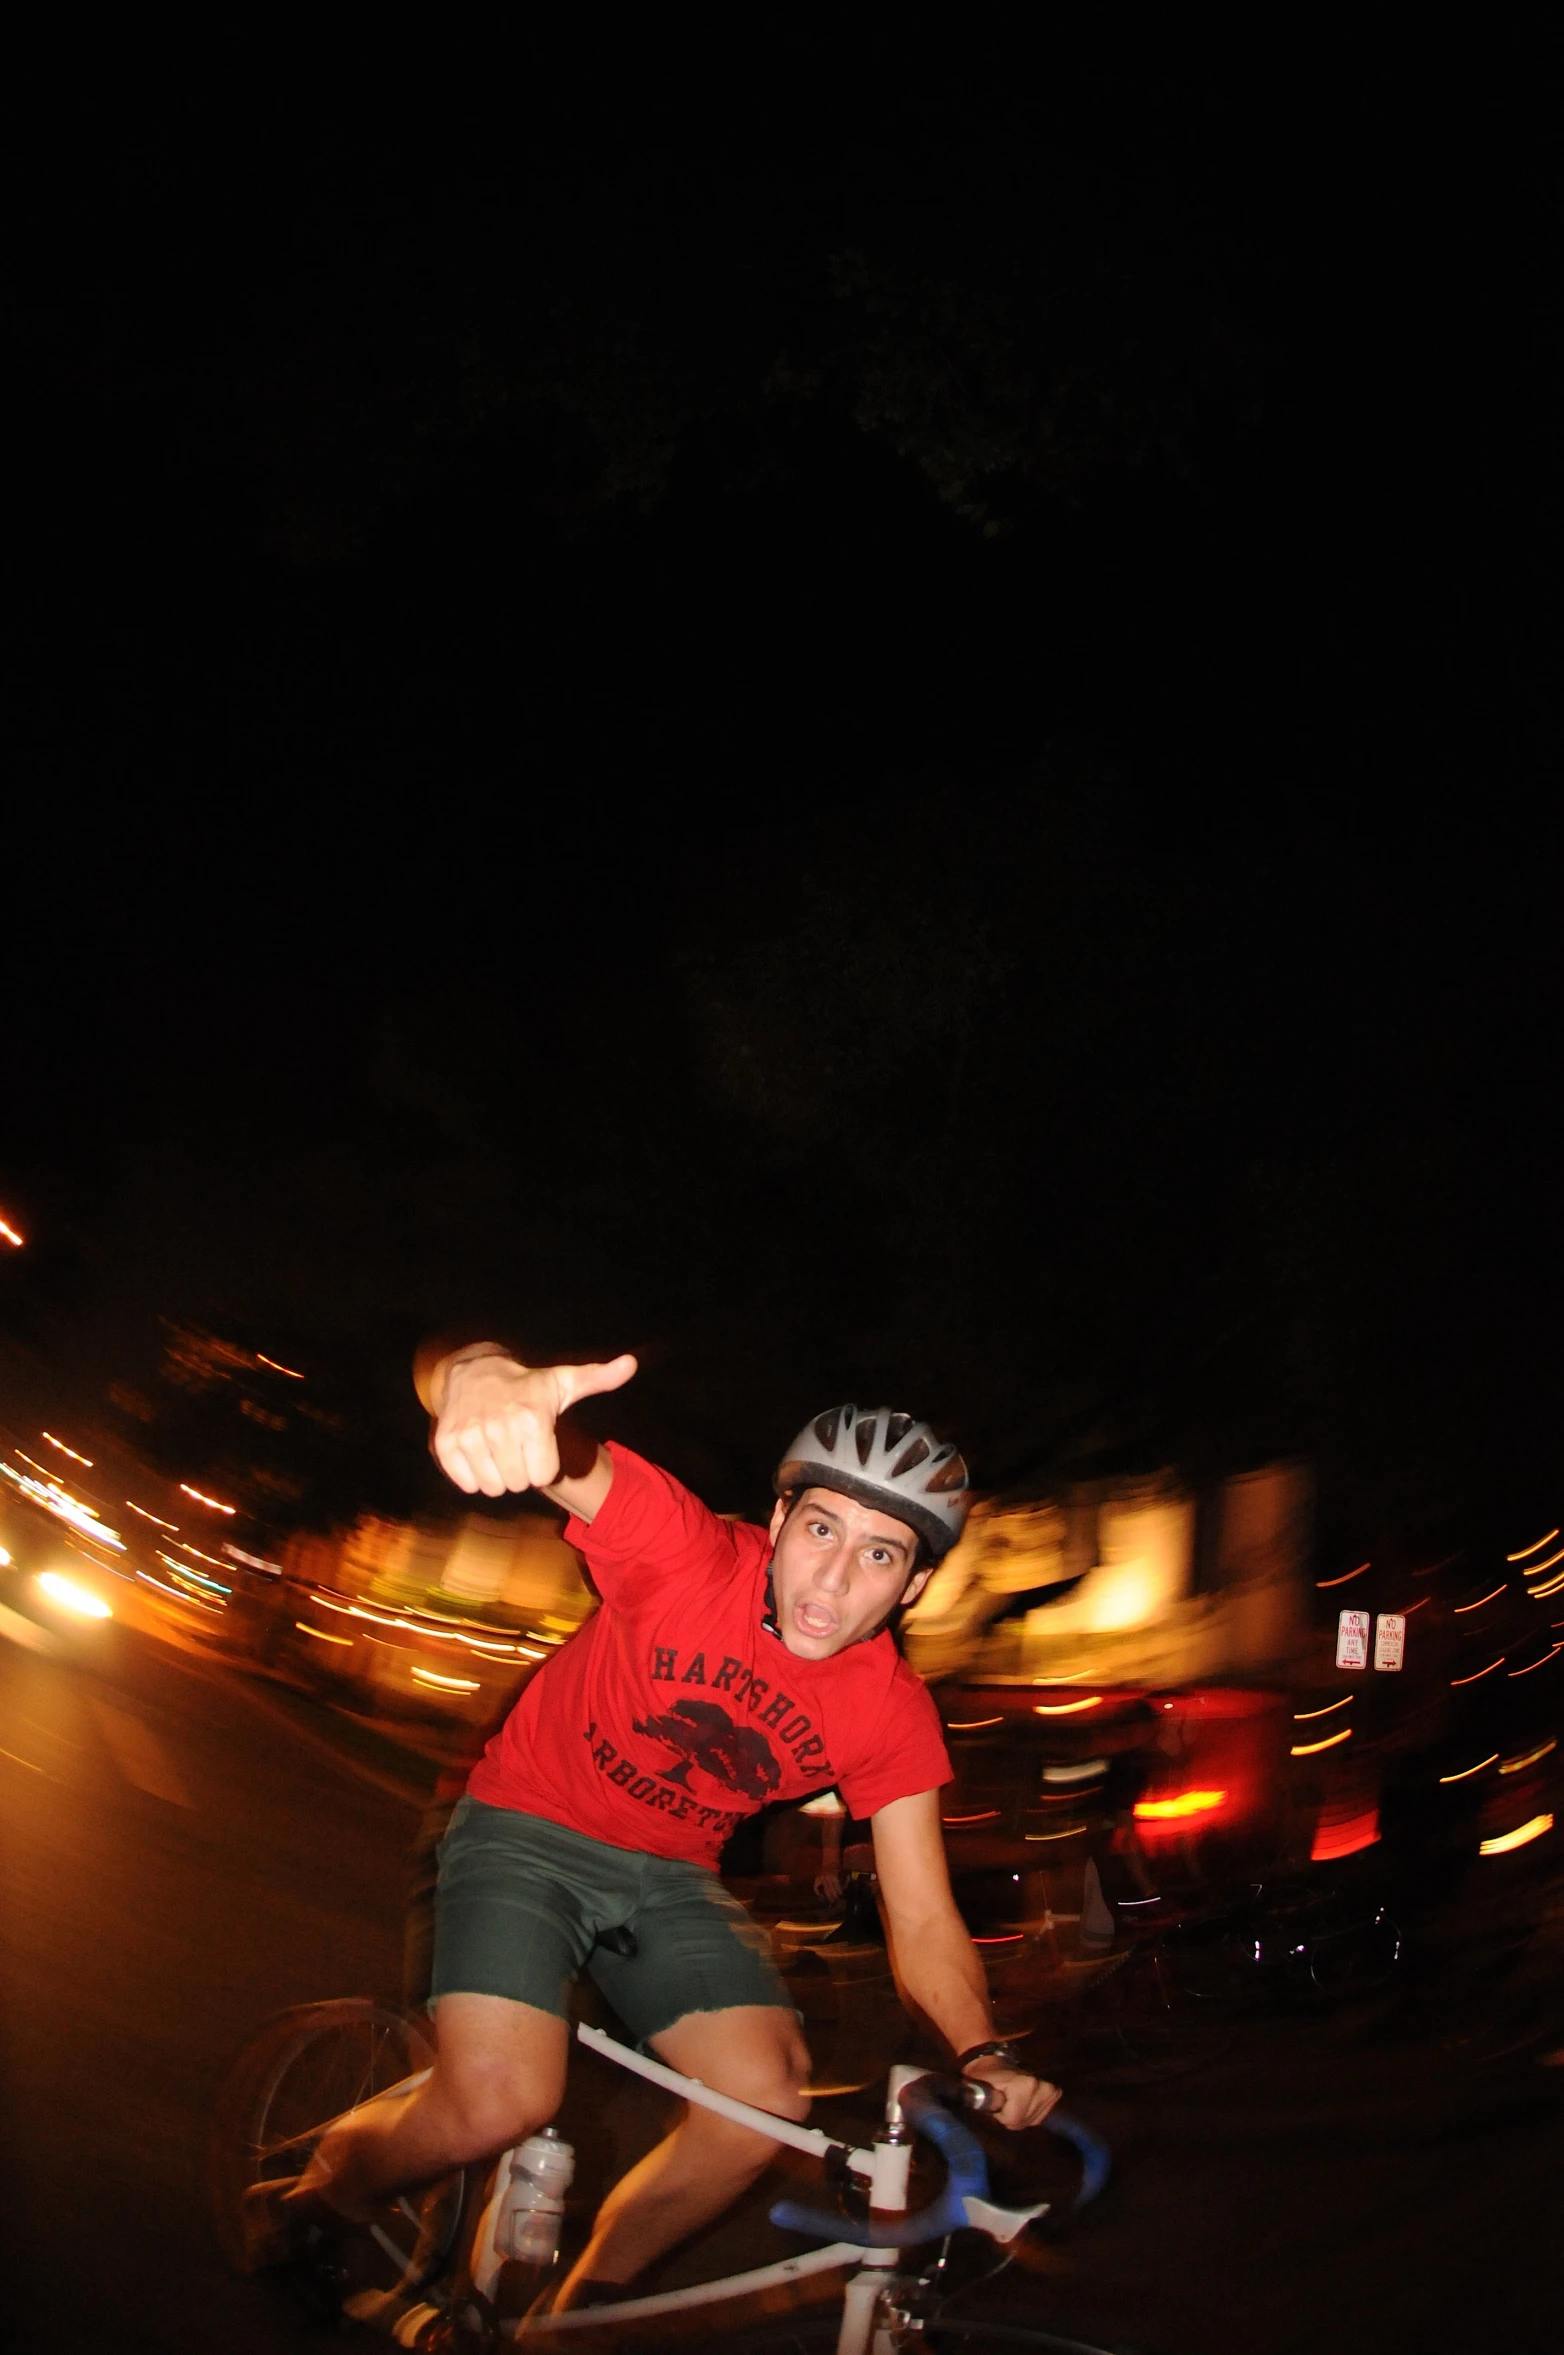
(36, 1571, 113, 1620)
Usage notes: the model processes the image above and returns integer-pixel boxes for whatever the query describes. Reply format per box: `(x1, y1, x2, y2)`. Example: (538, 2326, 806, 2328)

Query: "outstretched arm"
(419, 1343, 637, 1523)
(871, 1788, 1060, 2130)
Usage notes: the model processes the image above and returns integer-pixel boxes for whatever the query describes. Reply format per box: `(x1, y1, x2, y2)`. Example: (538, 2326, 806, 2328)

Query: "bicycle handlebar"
(769, 2078, 1112, 2250)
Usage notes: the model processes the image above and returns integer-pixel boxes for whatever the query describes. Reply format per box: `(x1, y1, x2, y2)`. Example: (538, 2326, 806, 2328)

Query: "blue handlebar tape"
(770, 2082, 989, 2249)
(769, 2094, 1112, 2249)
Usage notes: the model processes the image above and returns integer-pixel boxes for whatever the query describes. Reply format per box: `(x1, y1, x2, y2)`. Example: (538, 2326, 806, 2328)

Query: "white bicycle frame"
(468, 2020, 1049, 2355)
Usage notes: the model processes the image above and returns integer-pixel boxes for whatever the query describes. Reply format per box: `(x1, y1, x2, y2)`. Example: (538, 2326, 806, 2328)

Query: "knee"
(706, 2029, 814, 2128)
(433, 2061, 558, 2165)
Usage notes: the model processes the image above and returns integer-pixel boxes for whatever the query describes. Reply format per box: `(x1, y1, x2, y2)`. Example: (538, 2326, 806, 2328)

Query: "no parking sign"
(1336, 1608, 1370, 1669)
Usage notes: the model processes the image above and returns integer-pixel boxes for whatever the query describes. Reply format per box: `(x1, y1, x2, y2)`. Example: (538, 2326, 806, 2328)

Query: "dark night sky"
(1, 35, 1559, 1552)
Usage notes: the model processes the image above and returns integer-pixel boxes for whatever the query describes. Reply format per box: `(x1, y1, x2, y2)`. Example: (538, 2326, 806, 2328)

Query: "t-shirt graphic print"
(466, 1443, 952, 1868)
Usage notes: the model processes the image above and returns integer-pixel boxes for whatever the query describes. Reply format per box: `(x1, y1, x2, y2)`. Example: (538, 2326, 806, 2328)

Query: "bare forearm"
(884, 1904, 993, 2057)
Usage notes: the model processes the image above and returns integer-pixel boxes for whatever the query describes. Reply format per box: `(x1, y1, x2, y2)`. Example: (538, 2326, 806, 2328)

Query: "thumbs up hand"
(431, 1350, 638, 1498)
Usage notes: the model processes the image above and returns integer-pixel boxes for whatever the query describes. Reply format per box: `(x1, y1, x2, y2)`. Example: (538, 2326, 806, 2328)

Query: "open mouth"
(793, 1600, 838, 1641)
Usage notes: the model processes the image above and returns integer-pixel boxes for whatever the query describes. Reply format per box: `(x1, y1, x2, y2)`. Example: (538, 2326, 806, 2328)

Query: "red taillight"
(1311, 1806, 1380, 1860)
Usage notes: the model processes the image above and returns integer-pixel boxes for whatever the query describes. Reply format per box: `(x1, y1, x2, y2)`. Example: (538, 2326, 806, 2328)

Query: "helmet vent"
(927, 1450, 967, 1494)
(813, 1407, 843, 1450)
(890, 1435, 931, 1477)
(883, 1412, 915, 1452)
(853, 1414, 879, 1467)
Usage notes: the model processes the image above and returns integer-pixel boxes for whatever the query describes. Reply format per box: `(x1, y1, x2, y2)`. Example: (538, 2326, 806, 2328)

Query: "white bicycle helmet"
(774, 1404, 971, 1561)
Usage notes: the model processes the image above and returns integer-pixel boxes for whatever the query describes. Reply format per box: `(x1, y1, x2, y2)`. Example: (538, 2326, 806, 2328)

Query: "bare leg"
(555, 2005, 810, 2307)
(294, 1993, 568, 2221)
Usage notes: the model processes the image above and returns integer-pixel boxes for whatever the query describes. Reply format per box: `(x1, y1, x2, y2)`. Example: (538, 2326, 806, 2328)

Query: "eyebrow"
(804, 1497, 912, 1558)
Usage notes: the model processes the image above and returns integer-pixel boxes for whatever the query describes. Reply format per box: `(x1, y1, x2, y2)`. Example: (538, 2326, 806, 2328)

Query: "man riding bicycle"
(266, 1344, 1059, 2311)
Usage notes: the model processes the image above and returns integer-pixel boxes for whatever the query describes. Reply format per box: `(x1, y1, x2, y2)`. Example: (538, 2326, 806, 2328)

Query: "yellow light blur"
(947, 1716, 1005, 1730)
(179, 1484, 236, 1515)
(1529, 1568, 1564, 1599)
(1134, 1789, 1228, 1820)
(0, 1462, 124, 1550)
(1439, 1754, 1498, 1784)
(1479, 1814, 1554, 1857)
(1509, 1530, 1561, 1563)
(35, 1571, 112, 1620)
(411, 1665, 481, 1692)
(1291, 1728, 1353, 1756)
(1501, 1740, 1556, 1774)
(0, 1546, 10, 1567)
(256, 1353, 305, 1379)
(1521, 1545, 1564, 1576)
(1033, 1696, 1103, 1715)
(1317, 1563, 1370, 1589)
(1294, 1695, 1353, 1721)
(1454, 1584, 1507, 1613)
(41, 1432, 93, 1468)
(0, 1216, 23, 1248)
(296, 1621, 352, 1646)
(125, 1501, 178, 1531)
(308, 1591, 542, 1659)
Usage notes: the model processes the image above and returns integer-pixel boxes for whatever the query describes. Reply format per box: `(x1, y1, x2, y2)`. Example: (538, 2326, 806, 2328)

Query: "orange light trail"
(1450, 1658, 1505, 1686)
(1133, 1789, 1228, 1820)
(1291, 1728, 1353, 1756)
(1032, 1696, 1103, 1716)
(947, 1716, 1004, 1730)
(1439, 1755, 1498, 1784)
(1509, 1646, 1563, 1677)
(125, 1501, 178, 1531)
(0, 1216, 23, 1248)
(1454, 1585, 1507, 1612)
(1521, 1546, 1564, 1576)
(256, 1353, 305, 1379)
(942, 1810, 1002, 1826)
(179, 1484, 236, 1515)
(1294, 1696, 1353, 1721)
(1501, 1740, 1556, 1774)
(296, 1621, 351, 1646)
(1480, 1814, 1554, 1857)
(1529, 1569, 1564, 1599)
(1508, 1530, 1561, 1563)
(1317, 1563, 1371, 1589)
(41, 1433, 93, 1467)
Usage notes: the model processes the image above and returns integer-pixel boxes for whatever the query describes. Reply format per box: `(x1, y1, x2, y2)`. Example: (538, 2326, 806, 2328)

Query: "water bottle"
(472, 2127, 576, 2311)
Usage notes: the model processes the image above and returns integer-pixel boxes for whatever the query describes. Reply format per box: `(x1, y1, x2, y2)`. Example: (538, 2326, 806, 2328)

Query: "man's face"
(767, 1485, 933, 1660)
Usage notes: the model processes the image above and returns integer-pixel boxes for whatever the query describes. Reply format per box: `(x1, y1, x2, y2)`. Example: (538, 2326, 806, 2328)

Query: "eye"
(808, 1519, 833, 1539)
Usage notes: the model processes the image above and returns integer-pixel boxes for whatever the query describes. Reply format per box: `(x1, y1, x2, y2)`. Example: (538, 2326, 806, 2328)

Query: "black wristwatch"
(958, 2038, 1025, 2073)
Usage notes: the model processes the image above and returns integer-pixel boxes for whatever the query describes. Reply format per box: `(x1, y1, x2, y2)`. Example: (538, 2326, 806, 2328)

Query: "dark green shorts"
(430, 1796, 792, 2044)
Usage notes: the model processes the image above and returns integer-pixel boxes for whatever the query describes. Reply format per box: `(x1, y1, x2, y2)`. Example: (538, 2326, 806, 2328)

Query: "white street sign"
(1336, 1608, 1370, 1670)
(1374, 1613, 1406, 1671)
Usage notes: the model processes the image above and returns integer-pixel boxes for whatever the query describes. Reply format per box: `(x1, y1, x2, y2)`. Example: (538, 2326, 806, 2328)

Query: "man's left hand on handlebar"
(962, 2058, 1062, 2130)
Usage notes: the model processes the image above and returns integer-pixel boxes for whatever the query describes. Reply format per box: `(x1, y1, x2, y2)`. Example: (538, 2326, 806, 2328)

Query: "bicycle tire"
(208, 1997, 470, 2297)
(1079, 1940, 1229, 2082)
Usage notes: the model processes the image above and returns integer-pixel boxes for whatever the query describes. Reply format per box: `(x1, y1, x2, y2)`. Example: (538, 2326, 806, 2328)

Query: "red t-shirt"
(467, 1443, 952, 1868)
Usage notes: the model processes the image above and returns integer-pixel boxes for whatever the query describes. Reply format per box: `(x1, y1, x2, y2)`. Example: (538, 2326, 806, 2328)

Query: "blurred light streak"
(180, 1484, 236, 1515)
(1450, 1658, 1505, 1686)
(177, 1540, 229, 1568)
(1043, 1760, 1107, 1784)
(1454, 1585, 1507, 1612)
(1509, 1646, 1563, 1676)
(137, 1567, 221, 1610)
(126, 1501, 178, 1530)
(308, 1591, 541, 1659)
(1133, 1789, 1227, 1820)
(942, 1810, 1002, 1826)
(256, 1354, 304, 1378)
(156, 1552, 230, 1594)
(1480, 1814, 1554, 1857)
(1024, 1828, 1084, 1841)
(525, 1628, 566, 1646)
(1521, 1546, 1564, 1576)
(1291, 1729, 1353, 1756)
(1509, 1530, 1561, 1562)
(947, 1716, 1005, 1730)
(1032, 1696, 1102, 1715)
(1317, 1563, 1370, 1589)
(1439, 1755, 1498, 1783)
(35, 1571, 111, 1620)
(1529, 1570, 1564, 1599)
(296, 1621, 352, 1645)
(0, 1462, 124, 1549)
(1311, 1809, 1379, 1860)
(223, 1542, 280, 1572)
(1294, 1696, 1353, 1721)
(0, 1216, 24, 1248)
(972, 1933, 1024, 1946)
(1501, 1740, 1556, 1773)
(0, 1547, 9, 1567)
(41, 1433, 92, 1467)
(411, 1665, 481, 1692)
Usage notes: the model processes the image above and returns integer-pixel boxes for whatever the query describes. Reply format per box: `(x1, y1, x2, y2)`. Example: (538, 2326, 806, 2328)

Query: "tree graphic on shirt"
(632, 1698, 782, 1801)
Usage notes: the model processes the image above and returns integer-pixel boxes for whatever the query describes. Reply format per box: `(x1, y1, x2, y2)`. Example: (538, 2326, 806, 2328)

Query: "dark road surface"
(5, 1620, 1564, 2353)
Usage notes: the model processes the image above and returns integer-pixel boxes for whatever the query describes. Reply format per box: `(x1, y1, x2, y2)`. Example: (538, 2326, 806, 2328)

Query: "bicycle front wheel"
(208, 1997, 470, 2298)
